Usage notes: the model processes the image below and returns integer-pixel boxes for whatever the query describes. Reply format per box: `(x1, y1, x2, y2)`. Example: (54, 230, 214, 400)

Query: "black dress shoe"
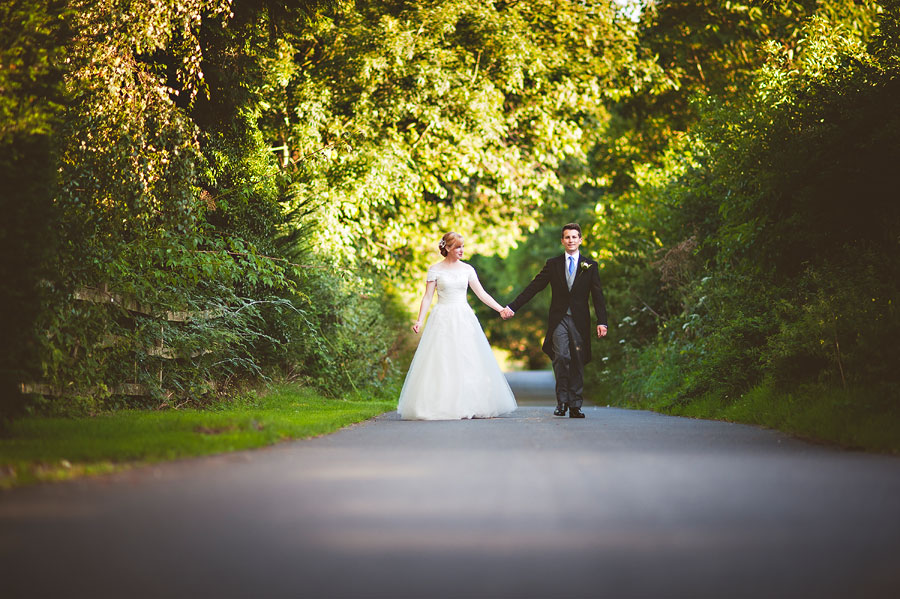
(569, 407, 585, 418)
(553, 405, 568, 416)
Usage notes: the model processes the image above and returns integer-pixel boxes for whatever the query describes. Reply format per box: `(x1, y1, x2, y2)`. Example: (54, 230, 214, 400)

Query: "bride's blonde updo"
(438, 232, 463, 257)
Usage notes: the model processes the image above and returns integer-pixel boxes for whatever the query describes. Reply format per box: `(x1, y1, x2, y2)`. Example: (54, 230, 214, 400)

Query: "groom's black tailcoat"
(508, 254, 607, 364)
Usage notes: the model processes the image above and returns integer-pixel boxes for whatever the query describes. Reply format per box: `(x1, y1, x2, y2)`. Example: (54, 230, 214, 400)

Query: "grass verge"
(657, 382, 900, 454)
(0, 384, 395, 489)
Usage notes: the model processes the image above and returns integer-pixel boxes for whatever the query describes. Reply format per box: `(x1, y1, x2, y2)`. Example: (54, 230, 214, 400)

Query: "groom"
(501, 223, 608, 418)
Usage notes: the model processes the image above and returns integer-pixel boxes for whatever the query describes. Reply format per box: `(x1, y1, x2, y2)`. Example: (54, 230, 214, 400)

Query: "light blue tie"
(568, 256, 575, 276)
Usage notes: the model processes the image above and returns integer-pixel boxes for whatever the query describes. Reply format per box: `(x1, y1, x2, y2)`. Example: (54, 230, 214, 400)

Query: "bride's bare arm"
(413, 280, 437, 333)
(468, 270, 504, 313)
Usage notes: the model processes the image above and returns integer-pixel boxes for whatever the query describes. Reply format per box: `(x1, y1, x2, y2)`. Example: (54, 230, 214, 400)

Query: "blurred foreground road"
(2, 372, 900, 598)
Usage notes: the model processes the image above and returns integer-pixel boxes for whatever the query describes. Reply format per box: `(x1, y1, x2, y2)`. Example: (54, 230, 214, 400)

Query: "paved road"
(2, 373, 900, 598)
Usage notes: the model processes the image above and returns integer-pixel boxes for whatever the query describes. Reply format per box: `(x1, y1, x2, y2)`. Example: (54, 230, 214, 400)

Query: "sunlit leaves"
(0, 0, 72, 142)
(253, 0, 645, 277)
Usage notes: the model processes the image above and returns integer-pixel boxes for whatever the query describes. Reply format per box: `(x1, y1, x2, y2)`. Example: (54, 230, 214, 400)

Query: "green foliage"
(274, 266, 412, 395)
(253, 0, 651, 273)
(4, 0, 898, 450)
(584, 0, 900, 433)
(0, 0, 72, 415)
(23, 0, 295, 410)
(2, 0, 412, 418)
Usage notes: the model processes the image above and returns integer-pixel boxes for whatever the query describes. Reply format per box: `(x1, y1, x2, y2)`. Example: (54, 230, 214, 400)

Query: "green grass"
(0, 384, 395, 488)
(660, 383, 900, 454)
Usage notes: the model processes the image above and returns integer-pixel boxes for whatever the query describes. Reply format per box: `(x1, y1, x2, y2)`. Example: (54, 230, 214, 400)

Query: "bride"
(397, 232, 518, 420)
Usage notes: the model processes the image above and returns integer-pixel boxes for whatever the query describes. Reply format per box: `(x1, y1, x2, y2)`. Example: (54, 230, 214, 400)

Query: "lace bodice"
(427, 263, 475, 305)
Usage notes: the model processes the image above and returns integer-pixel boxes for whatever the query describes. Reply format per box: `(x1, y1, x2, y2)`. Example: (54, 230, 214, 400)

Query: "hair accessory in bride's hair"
(438, 239, 446, 249)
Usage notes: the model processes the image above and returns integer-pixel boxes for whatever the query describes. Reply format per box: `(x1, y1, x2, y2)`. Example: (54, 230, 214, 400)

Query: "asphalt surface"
(2, 372, 900, 598)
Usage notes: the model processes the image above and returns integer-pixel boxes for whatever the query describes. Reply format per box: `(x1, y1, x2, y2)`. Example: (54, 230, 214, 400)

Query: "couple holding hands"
(397, 223, 608, 421)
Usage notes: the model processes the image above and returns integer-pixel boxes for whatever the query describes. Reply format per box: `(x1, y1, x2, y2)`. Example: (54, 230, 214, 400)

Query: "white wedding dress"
(397, 263, 518, 420)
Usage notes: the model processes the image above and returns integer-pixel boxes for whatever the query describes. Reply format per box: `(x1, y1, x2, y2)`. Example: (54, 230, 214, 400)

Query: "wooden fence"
(20, 284, 217, 398)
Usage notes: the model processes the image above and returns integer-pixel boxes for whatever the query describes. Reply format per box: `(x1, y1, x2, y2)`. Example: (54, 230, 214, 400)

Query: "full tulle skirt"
(397, 302, 517, 420)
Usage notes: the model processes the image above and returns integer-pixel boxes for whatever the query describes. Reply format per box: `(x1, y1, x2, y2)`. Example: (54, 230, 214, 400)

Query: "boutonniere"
(579, 261, 591, 271)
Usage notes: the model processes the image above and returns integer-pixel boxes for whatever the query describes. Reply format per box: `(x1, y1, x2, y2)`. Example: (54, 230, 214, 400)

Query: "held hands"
(500, 307, 515, 320)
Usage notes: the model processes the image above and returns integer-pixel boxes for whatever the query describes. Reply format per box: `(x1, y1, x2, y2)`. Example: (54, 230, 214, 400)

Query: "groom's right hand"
(500, 307, 515, 320)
